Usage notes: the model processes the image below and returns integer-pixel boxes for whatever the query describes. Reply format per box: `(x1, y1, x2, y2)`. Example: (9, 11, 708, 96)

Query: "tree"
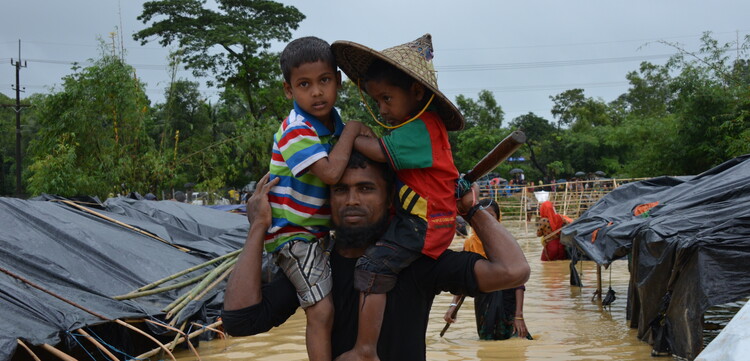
(454, 90, 504, 129)
(26, 47, 156, 198)
(133, 0, 305, 119)
(451, 90, 507, 173)
(550, 89, 586, 129)
(508, 112, 556, 177)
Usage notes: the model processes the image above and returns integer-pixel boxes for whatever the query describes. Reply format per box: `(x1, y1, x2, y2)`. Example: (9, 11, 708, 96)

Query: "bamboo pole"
(131, 320, 223, 361)
(114, 319, 176, 361)
(0, 265, 176, 361)
(41, 344, 78, 361)
(562, 182, 569, 215)
(75, 329, 118, 361)
(17, 340, 42, 361)
(166, 322, 188, 352)
(193, 263, 236, 301)
(520, 187, 527, 233)
(165, 256, 238, 317)
(114, 271, 207, 300)
(191, 322, 225, 339)
(130, 249, 242, 293)
(56, 200, 190, 252)
(167, 257, 238, 323)
(144, 319, 201, 360)
(596, 264, 603, 300)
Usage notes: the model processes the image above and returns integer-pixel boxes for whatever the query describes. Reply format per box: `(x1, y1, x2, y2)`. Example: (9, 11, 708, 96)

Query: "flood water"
(174, 221, 658, 360)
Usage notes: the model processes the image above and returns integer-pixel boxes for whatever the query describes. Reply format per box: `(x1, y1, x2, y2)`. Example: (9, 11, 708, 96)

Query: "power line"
(439, 30, 750, 52)
(442, 81, 629, 95)
(436, 54, 673, 72)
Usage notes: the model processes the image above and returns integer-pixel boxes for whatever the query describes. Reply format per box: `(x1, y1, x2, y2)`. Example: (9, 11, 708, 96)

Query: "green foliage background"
(1, 0, 748, 199)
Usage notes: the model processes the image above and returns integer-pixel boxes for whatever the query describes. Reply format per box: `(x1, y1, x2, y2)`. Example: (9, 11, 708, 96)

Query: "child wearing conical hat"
(331, 34, 465, 360)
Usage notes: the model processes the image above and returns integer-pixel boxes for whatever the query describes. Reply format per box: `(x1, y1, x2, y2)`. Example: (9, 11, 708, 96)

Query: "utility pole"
(1, 40, 30, 197)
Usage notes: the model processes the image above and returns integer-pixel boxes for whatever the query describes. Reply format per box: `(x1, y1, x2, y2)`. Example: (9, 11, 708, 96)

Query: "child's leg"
(305, 293, 333, 361)
(341, 213, 425, 360)
(352, 291, 385, 359)
(348, 243, 420, 360)
(275, 239, 334, 361)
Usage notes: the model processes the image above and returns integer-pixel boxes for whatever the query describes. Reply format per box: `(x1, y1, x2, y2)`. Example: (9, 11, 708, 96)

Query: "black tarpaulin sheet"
(0, 197, 247, 361)
(103, 196, 248, 257)
(560, 155, 750, 360)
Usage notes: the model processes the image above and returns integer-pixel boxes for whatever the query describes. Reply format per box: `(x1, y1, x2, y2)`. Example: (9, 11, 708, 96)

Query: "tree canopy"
(2, 28, 749, 199)
(133, 0, 304, 119)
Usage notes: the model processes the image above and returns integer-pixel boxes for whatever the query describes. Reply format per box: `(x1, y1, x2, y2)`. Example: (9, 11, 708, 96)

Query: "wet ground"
(173, 221, 736, 360)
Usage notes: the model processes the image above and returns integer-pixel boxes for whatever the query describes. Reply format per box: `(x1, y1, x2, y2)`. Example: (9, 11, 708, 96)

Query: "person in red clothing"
(331, 33, 465, 360)
(537, 201, 571, 261)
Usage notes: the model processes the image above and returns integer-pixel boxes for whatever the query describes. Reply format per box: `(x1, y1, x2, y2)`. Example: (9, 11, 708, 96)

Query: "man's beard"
(333, 213, 389, 250)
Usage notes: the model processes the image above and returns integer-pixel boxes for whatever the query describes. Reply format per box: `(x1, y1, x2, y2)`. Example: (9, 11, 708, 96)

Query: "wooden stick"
(56, 200, 190, 252)
(131, 320, 223, 361)
(41, 344, 78, 361)
(114, 319, 177, 361)
(145, 319, 201, 360)
(16, 340, 42, 361)
(75, 329, 119, 361)
(191, 322, 226, 339)
(440, 295, 465, 337)
(0, 266, 176, 361)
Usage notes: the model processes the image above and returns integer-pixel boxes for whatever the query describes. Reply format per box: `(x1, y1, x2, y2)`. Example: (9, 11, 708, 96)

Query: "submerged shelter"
(561, 155, 750, 360)
(0, 196, 250, 360)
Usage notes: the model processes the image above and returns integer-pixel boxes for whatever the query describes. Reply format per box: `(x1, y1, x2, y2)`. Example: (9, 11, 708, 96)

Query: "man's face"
(330, 164, 390, 240)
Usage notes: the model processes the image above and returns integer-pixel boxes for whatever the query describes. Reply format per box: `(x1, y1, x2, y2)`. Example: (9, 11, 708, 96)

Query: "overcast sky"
(2, 0, 749, 122)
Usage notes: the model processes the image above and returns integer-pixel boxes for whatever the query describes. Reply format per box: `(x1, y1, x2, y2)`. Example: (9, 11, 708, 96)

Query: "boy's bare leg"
(336, 292, 384, 361)
(305, 294, 334, 361)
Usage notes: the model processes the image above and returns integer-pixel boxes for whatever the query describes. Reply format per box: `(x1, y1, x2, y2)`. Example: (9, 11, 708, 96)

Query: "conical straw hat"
(332, 34, 465, 131)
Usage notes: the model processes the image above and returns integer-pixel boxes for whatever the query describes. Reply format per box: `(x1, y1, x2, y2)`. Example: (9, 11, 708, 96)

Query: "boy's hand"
(358, 123, 376, 137)
(246, 173, 279, 229)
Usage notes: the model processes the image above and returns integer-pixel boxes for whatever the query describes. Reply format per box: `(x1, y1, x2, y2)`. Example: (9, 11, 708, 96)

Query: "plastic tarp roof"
(560, 155, 750, 360)
(0, 197, 248, 361)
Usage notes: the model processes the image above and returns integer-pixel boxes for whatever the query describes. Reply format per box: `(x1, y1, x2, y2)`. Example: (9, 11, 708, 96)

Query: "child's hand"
(358, 123, 376, 137)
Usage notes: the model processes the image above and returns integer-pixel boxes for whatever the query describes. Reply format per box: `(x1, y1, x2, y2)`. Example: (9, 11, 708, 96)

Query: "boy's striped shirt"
(265, 103, 343, 252)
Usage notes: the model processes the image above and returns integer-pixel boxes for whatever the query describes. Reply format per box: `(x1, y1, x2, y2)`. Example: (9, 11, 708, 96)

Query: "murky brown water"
(175, 221, 656, 360)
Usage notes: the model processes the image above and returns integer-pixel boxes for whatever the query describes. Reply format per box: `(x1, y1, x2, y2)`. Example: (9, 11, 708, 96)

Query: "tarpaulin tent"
(561, 155, 750, 360)
(0, 196, 249, 361)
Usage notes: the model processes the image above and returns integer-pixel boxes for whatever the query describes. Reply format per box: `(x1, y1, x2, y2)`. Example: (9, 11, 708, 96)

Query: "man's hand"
(457, 183, 480, 215)
(246, 173, 279, 229)
(335, 349, 380, 361)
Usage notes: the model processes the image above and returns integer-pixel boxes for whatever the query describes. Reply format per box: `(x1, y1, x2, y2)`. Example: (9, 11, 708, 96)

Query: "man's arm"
(224, 173, 278, 311)
(222, 175, 301, 336)
(308, 121, 365, 184)
(457, 187, 530, 292)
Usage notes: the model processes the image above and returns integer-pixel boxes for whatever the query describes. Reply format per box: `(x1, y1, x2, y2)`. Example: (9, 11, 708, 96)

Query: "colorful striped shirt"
(265, 102, 343, 252)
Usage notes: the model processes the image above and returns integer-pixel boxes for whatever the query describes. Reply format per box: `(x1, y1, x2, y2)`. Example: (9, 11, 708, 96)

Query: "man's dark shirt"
(222, 243, 483, 361)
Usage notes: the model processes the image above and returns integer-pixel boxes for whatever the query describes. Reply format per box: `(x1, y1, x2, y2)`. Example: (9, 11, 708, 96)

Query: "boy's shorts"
(274, 237, 333, 309)
(353, 211, 425, 294)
